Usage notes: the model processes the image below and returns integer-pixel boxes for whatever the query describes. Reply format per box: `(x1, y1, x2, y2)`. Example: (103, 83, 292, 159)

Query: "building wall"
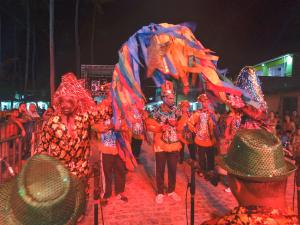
(265, 90, 300, 115)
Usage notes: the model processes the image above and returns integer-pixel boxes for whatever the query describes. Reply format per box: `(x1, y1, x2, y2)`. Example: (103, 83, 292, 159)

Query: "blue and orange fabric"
(109, 22, 262, 170)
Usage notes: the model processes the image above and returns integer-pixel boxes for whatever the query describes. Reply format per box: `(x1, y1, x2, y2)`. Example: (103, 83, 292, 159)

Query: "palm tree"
(75, 0, 80, 77)
(90, 0, 114, 65)
(90, 2, 97, 65)
(24, 0, 30, 91)
(31, 25, 36, 89)
(0, 15, 2, 77)
(49, 0, 55, 102)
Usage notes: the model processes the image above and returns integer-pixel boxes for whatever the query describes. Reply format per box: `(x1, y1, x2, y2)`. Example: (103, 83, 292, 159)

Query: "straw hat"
(0, 154, 86, 225)
(217, 129, 296, 181)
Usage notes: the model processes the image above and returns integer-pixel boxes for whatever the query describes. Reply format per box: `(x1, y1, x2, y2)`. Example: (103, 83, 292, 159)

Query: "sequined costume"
(146, 81, 182, 197)
(131, 108, 148, 161)
(188, 108, 216, 147)
(92, 97, 128, 200)
(188, 94, 216, 172)
(228, 67, 269, 130)
(177, 101, 194, 145)
(177, 101, 196, 161)
(147, 103, 182, 152)
(218, 111, 242, 155)
(202, 206, 299, 225)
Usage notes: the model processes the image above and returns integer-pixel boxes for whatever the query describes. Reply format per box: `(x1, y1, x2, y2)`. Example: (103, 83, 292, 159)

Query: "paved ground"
(79, 141, 297, 225)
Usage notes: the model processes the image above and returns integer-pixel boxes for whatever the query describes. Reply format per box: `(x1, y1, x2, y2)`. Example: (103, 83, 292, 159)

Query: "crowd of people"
(0, 102, 55, 159)
(0, 71, 299, 224)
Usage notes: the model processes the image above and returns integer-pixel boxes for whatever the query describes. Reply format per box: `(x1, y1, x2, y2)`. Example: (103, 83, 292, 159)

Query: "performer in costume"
(92, 83, 128, 206)
(131, 107, 148, 163)
(35, 73, 98, 179)
(177, 100, 196, 162)
(188, 94, 216, 173)
(146, 80, 182, 204)
(230, 66, 268, 130)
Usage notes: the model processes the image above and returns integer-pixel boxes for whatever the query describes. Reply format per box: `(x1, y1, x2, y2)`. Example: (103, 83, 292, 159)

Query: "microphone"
(0, 158, 15, 177)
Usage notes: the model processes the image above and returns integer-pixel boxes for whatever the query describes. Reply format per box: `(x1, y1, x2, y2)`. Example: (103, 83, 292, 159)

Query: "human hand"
(21, 130, 26, 137)
(168, 119, 177, 127)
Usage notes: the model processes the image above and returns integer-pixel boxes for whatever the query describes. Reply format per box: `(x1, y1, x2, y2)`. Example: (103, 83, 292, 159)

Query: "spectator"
(267, 111, 278, 135)
(202, 129, 298, 224)
(291, 110, 300, 127)
(282, 115, 296, 134)
(42, 106, 54, 122)
(7, 109, 26, 137)
(292, 127, 300, 159)
(28, 103, 40, 119)
(18, 102, 33, 159)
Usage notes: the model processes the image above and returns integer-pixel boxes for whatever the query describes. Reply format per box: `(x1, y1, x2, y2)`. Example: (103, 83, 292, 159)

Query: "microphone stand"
(190, 164, 197, 225)
(93, 161, 100, 225)
(187, 159, 200, 225)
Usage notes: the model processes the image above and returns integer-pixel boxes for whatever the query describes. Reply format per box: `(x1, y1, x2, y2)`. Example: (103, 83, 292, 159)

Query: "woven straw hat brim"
(217, 155, 297, 182)
(0, 175, 85, 225)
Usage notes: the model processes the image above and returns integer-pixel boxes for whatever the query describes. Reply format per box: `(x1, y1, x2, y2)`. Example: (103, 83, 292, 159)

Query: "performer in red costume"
(188, 94, 216, 173)
(92, 83, 129, 206)
(177, 100, 196, 163)
(146, 81, 182, 204)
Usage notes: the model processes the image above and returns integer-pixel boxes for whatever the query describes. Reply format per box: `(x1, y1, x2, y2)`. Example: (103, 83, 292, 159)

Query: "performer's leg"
(206, 147, 215, 171)
(131, 138, 143, 161)
(155, 152, 167, 194)
(179, 143, 185, 164)
(188, 143, 196, 160)
(166, 151, 179, 193)
(102, 153, 114, 199)
(197, 146, 207, 172)
(114, 155, 126, 195)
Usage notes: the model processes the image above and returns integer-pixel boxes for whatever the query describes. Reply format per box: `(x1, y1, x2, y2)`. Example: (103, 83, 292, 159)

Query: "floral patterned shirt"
(202, 206, 299, 225)
(151, 104, 180, 144)
(35, 110, 101, 178)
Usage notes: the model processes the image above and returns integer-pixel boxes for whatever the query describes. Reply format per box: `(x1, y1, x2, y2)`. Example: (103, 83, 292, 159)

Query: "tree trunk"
(0, 15, 2, 77)
(75, 0, 80, 77)
(90, 3, 97, 64)
(13, 18, 17, 89)
(31, 25, 36, 89)
(24, 1, 30, 91)
(49, 0, 55, 103)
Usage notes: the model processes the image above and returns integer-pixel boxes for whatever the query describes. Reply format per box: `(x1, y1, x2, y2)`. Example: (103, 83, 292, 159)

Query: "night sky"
(0, 0, 300, 95)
